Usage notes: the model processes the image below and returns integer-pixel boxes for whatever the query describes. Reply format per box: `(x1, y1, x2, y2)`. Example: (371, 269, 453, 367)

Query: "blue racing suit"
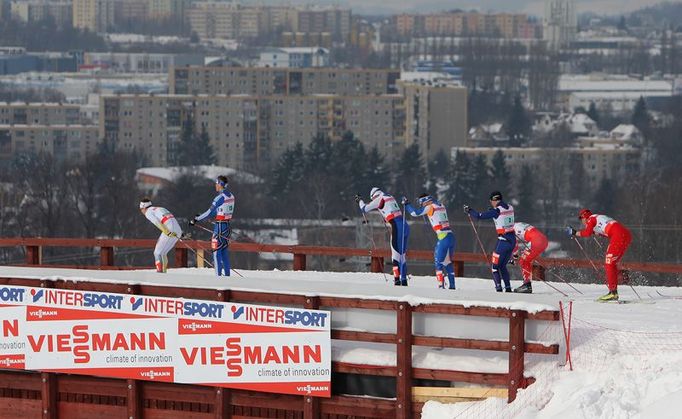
(467, 201, 516, 291)
(196, 189, 235, 276)
(406, 200, 456, 289)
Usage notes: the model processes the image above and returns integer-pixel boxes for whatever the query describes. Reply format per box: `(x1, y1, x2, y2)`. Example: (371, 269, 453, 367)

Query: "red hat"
(578, 208, 592, 220)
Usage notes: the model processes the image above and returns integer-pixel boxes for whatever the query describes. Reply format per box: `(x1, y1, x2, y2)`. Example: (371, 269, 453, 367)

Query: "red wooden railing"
(1, 237, 681, 277)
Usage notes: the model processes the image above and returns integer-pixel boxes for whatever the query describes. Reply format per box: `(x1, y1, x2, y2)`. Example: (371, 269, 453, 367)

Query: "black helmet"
(489, 191, 503, 201)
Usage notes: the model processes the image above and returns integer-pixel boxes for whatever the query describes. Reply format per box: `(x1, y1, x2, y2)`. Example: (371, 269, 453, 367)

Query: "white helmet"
(370, 187, 382, 199)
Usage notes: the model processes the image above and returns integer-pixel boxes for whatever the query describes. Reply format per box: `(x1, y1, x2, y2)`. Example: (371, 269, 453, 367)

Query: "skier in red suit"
(567, 209, 632, 301)
(511, 222, 548, 294)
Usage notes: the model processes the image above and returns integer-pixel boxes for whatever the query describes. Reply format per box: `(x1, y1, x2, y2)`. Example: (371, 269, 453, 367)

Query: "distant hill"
(627, 2, 682, 29)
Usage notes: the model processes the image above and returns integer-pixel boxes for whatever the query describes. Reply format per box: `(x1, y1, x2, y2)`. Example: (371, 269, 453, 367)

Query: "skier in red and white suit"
(568, 209, 632, 301)
(511, 222, 548, 293)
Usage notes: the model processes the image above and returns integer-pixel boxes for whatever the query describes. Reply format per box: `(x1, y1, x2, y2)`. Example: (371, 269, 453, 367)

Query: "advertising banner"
(0, 285, 331, 397)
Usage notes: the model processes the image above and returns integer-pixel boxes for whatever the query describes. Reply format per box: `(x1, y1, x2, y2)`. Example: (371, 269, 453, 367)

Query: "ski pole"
(359, 207, 389, 283)
(191, 223, 244, 278)
(592, 236, 604, 251)
(177, 237, 214, 268)
(400, 201, 407, 285)
(533, 259, 583, 294)
(467, 214, 489, 262)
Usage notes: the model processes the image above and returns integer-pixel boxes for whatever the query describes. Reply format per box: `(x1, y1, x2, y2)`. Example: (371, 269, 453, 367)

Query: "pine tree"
(631, 96, 651, 137)
(516, 165, 537, 222)
(568, 154, 586, 200)
(506, 95, 531, 147)
(592, 178, 616, 215)
(269, 143, 305, 201)
(587, 102, 600, 127)
(471, 154, 492, 199)
(444, 151, 474, 209)
(393, 143, 426, 201)
(174, 114, 216, 166)
(360, 145, 389, 198)
(489, 149, 511, 196)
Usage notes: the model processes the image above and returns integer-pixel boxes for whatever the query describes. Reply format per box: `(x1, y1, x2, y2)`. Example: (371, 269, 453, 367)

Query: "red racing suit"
(577, 214, 632, 292)
(513, 223, 548, 283)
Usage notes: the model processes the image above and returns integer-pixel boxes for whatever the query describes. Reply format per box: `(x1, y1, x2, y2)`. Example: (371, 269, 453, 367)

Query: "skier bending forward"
(139, 198, 182, 273)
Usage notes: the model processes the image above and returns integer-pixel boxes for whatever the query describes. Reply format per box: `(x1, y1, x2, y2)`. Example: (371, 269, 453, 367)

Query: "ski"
(597, 299, 656, 305)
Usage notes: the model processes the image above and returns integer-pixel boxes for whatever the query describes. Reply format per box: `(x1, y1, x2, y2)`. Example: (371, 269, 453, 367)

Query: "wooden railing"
(0, 275, 560, 419)
(1, 237, 681, 277)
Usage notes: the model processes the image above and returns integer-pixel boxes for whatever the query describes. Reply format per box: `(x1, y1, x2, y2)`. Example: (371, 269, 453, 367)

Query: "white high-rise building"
(543, 0, 576, 50)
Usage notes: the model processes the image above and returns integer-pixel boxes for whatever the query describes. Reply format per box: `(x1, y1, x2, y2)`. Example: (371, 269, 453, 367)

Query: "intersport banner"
(0, 285, 331, 397)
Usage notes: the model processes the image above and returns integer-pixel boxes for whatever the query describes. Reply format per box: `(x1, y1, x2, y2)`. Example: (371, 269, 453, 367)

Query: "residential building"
(147, 0, 187, 21)
(392, 11, 540, 39)
(559, 75, 673, 112)
(114, 0, 148, 25)
(10, 1, 72, 27)
(0, 125, 100, 162)
(399, 81, 468, 159)
(258, 47, 330, 68)
(72, 0, 115, 32)
(0, 102, 81, 125)
(544, 0, 577, 50)
(170, 67, 400, 96)
(100, 93, 407, 171)
(82, 52, 204, 73)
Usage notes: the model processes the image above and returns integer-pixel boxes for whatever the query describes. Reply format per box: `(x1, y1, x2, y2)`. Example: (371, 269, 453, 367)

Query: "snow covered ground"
(3, 266, 682, 418)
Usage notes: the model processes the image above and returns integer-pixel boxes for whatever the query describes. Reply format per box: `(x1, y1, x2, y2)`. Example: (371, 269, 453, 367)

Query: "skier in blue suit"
(464, 191, 516, 292)
(404, 194, 456, 289)
(190, 175, 234, 276)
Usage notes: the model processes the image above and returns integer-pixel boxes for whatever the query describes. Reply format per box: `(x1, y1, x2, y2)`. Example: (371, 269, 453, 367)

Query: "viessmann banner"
(0, 285, 331, 397)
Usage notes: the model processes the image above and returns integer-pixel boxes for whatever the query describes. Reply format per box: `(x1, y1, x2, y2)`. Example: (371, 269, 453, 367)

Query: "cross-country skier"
(403, 194, 456, 289)
(464, 191, 516, 292)
(190, 176, 234, 276)
(139, 198, 182, 273)
(567, 209, 632, 301)
(356, 187, 410, 286)
(511, 222, 548, 293)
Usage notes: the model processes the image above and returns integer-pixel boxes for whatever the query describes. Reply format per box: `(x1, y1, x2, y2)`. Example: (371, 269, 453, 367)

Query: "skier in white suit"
(139, 198, 183, 273)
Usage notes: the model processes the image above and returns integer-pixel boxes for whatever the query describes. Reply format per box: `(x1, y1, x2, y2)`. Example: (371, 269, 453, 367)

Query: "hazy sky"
(252, 0, 667, 16)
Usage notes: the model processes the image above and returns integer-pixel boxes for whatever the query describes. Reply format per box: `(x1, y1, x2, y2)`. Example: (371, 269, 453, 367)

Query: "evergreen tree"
(329, 132, 366, 204)
(568, 154, 587, 200)
(304, 134, 333, 175)
(587, 102, 600, 127)
(174, 114, 216, 166)
(471, 154, 492, 198)
(516, 165, 537, 222)
(506, 95, 531, 147)
(360, 145, 389, 197)
(489, 149, 511, 196)
(592, 178, 616, 215)
(631, 96, 652, 138)
(269, 143, 305, 204)
(444, 151, 474, 209)
(393, 143, 426, 201)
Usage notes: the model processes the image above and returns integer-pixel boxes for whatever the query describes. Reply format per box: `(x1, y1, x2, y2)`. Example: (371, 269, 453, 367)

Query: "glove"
(401, 196, 409, 205)
(354, 194, 361, 203)
(167, 232, 177, 238)
(189, 214, 200, 226)
(509, 252, 519, 265)
(463, 205, 470, 214)
(566, 226, 576, 237)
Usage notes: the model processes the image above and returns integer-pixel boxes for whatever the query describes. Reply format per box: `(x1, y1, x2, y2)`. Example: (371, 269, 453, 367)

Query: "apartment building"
(170, 67, 400, 96)
(10, 1, 72, 27)
(147, 0, 187, 21)
(0, 103, 81, 125)
(0, 125, 100, 162)
(187, 3, 351, 41)
(72, 0, 115, 32)
(393, 11, 540, 39)
(400, 81, 468, 159)
(100, 94, 407, 170)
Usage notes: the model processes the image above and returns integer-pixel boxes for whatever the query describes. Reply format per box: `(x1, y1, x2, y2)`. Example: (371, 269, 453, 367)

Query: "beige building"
(453, 146, 641, 189)
(400, 82, 468, 159)
(0, 125, 100, 162)
(170, 67, 400, 96)
(147, 0, 187, 21)
(10, 1, 72, 26)
(393, 11, 539, 39)
(0, 103, 81, 126)
(72, 0, 115, 32)
(100, 94, 407, 171)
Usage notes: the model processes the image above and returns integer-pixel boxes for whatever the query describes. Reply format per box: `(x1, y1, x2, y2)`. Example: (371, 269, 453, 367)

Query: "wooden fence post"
(508, 310, 526, 403)
(100, 246, 114, 267)
(41, 372, 56, 419)
(370, 256, 384, 273)
(303, 296, 321, 419)
(454, 260, 464, 277)
(533, 264, 545, 281)
(127, 379, 142, 419)
(26, 245, 41, 265)
(293, 253, 307, 271)
(396, 303, 413, 419)
(175, 247, 189, 268)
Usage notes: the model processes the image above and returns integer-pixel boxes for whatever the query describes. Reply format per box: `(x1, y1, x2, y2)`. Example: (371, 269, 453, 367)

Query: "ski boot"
(401, 279, 408, 286)
(514, 282, 533, 294)
(495, 286, 503, 292)
(597, 290, 619, 302)
(394, 279, 401, 286)
(505, 287, 512, 293)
